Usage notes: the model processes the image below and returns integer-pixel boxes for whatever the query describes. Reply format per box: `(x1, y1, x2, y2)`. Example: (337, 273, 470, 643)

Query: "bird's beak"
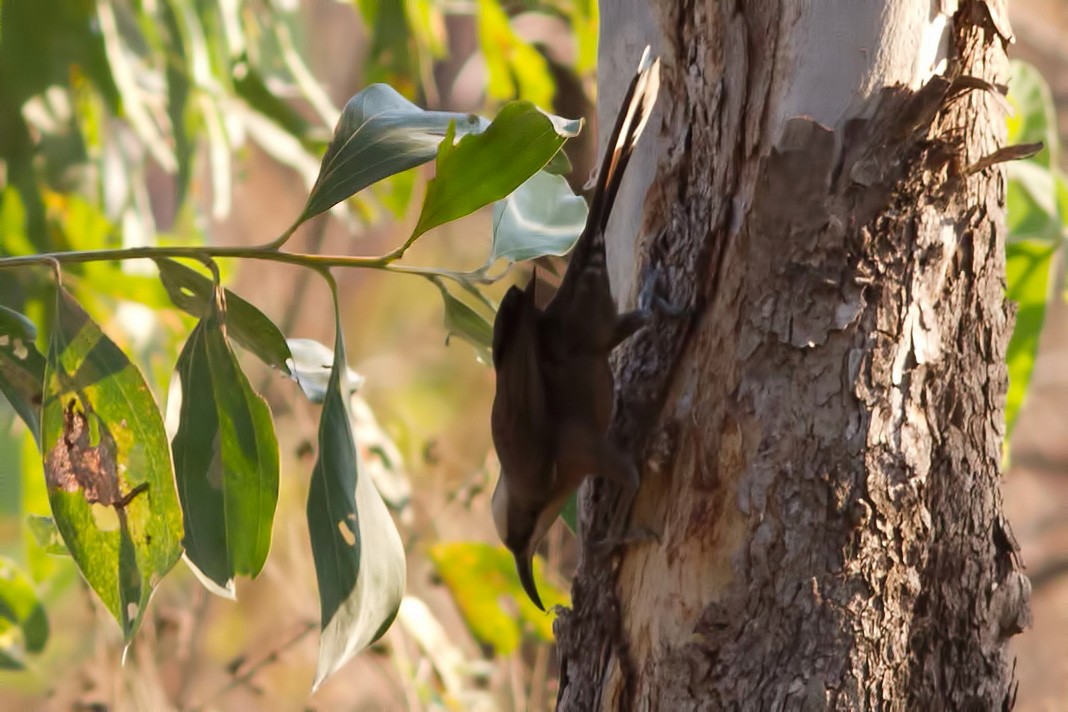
(514, 550, 545, 611)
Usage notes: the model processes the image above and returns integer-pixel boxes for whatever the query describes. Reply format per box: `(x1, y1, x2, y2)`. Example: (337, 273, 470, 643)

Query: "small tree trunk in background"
(555, 1, 1033, 709)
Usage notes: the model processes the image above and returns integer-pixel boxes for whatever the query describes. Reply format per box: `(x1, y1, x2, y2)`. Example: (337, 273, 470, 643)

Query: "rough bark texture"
(555, 1, 1031, 710)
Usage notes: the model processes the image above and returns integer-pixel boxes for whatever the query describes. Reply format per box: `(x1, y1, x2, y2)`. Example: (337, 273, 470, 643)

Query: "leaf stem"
(0, 242, 508, 296)
(0, 245, 392, 271)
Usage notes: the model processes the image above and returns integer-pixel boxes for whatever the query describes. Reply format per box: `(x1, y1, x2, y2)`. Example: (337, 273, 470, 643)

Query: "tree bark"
(555, 1, 1032, 710)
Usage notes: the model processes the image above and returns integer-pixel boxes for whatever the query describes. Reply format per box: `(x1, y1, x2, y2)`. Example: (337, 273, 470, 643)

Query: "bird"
(490, 47, 661, 610)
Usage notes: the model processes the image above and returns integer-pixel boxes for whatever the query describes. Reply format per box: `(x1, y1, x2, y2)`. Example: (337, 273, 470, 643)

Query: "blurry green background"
(1, 0, 1067, 710)
(0, 1, 593, 708)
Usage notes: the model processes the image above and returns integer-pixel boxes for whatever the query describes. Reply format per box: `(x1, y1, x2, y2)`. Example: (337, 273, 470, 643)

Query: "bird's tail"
(571, 46, 661, 270)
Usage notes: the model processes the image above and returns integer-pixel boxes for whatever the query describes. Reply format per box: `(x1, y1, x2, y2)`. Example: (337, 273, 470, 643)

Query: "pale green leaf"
(1006, 161, 1061, 243)
(1007, 61, 1058, 169)
(307, 307, 405, 690)
(1006, 240, 1055, 436)
(491, 169, 587, 263)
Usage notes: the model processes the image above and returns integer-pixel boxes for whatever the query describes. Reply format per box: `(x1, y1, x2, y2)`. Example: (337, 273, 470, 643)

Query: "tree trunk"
(555, 1, 1033, 709)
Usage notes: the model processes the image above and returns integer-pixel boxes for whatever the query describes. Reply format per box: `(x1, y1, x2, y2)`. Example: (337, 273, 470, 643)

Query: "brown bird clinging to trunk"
(490, 47, 661, 610)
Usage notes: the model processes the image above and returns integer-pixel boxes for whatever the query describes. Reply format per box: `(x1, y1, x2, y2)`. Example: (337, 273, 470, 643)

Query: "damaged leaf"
(43, 288, 183, 642)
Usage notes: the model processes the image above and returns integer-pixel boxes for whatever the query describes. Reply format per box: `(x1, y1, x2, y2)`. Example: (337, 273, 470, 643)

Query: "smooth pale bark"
(555, 1, 1031, 709)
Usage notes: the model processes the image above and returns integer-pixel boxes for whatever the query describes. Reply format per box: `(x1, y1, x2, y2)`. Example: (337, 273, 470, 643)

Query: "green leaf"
(543, 147, 573, 176)
(0, 307, 46, 444)
(299, 84, 486, 224)
(429, 542, 567, 653)
(411, 102, 580, 241)
(491, 170, 588, 263)
(1007, 61, 1058, 169)
(231, 55, 312, 141)
(172, 296, 279, 597)
(560, 494, 578, 534)
(0, 556, 50, 670)
(1056, 171, 1068, 228)
(435, 283, 493, 363)
(1006, 161, 1061, 242)
(160, 1, 195, 210)
(42, 287, 183, 642)
(25, 515, 70, 555)
(154, 258, 292, 375)
(476, 0, 555, 109)
(307, 306, 405, 690)
(1005, 239, 1056, 436)
(0, 305, 38, 342)
(97, 0, 177, 173)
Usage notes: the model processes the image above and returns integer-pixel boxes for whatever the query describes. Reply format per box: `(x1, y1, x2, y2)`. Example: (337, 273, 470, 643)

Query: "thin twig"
(186, 620, 317, 711)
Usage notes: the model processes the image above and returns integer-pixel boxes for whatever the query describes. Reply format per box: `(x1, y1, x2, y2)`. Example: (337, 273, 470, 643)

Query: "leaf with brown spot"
(42, 287, 183, 643)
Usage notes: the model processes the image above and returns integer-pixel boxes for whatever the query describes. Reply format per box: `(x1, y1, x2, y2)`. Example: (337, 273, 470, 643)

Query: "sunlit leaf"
(0, 556, 49, 669)
(96, 0, 177, 172)
(477, 0, 555, 109)
(299, 84, 486, 224)
(1057, 172, 1068, 228)
(571, 0, 599, 74)
(429, 541, 567, 653)
(42, 287, 183, 642)
(172, 293, 279, 597)
(411, 102, 580, 241)
(491, 169, 587, 263)
(0, 307, 46, 444)
(25, 515, 69, 556)
(1007, 61, 1058, 169)
(356, 0, 435, 94)
(1006, 161, 1061, 243)
(1005, 239, 1055, 437)
(155, 258, 292, 375)
(307, 306, 405, 690)
(286, 338, 365, 404)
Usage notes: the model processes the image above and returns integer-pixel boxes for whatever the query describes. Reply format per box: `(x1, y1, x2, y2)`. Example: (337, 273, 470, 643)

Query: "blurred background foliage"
(0, 0, 593, 708)
(0, 0, 1066, 709)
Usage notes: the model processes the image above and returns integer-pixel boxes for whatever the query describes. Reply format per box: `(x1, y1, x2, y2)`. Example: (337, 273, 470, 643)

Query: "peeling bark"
(555, 1, 1031, 709)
